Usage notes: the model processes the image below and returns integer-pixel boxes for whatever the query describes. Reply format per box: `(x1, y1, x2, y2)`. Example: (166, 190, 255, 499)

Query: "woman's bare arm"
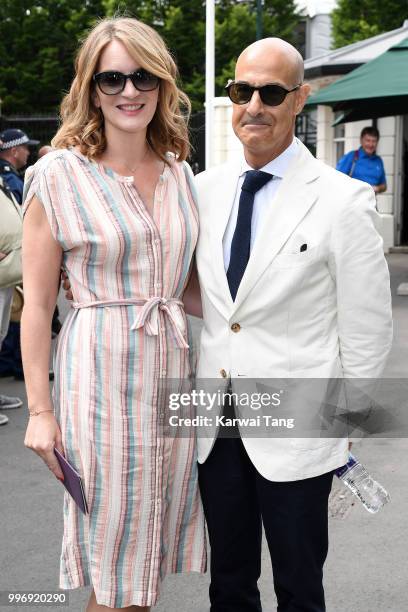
(21, 195, 65, 479)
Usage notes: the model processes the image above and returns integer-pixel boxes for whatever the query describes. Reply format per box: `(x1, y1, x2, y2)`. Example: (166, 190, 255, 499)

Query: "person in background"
(0, 129, 39, 204)
(38, 145, 54, 158)
(0, 167, 23, 425)
(0, 129, 39, 381)
(336, 126, 387, 194)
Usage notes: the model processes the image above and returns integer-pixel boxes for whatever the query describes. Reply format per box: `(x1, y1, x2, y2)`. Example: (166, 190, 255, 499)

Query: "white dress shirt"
(223, 139, 298, 271)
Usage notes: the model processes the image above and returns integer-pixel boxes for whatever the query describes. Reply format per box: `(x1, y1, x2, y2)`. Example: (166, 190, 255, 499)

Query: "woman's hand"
(24, 411, 65, 480)
(0, 251, 8, 261)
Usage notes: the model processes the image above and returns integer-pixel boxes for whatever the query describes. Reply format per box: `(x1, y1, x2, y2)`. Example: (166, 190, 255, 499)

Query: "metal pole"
(205, 0, 215, 170)
(256, 0, 263, 40)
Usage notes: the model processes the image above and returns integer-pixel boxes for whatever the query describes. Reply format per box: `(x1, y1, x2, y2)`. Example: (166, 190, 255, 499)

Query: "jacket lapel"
(232, 142, 321, 313)
(207, 160, 241, 313)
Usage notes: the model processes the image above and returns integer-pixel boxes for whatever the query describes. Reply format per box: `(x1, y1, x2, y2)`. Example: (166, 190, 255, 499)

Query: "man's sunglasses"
(93, 69, 160, 95)
(225, 80, 300, 107)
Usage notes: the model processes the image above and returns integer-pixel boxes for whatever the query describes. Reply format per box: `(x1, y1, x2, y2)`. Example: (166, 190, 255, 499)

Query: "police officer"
(0, 157, 24, 423)
(0, 129, 39, 381)
(0, 128, 39, 204)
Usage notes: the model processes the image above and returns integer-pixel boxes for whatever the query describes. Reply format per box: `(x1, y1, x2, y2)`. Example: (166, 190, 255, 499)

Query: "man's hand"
(61, 269, 73, 301)
(373, 183, 386, 194)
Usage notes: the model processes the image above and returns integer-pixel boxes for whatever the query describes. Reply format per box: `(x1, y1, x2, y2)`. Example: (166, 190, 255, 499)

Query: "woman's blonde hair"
(52, 17, 191, 162)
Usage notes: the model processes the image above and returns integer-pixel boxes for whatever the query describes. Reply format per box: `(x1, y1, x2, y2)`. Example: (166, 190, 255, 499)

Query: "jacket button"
(231, 323, 241, 333)
(220, 369, 227, 378)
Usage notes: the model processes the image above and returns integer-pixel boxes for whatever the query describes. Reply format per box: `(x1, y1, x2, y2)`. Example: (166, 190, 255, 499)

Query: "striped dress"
(23, 149, 207, 608)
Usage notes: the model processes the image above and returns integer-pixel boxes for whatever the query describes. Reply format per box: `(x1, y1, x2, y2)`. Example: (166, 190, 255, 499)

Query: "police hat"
(0, 128, 40, 150)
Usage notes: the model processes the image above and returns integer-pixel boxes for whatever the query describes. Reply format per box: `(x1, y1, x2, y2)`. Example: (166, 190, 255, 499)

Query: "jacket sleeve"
(328, 181, 393, 379)
(3, 172, 23, 205)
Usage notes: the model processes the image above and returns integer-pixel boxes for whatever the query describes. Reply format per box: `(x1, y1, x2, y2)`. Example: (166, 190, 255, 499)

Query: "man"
(0, 171, 24, 424)
(0, 129, 39, 380)
(0, 129, 39, 204)
(194, 38, 392, 612)
(337, 126, 387, 194)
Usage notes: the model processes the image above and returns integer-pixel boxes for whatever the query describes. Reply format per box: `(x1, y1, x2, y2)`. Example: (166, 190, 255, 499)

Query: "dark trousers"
(0, 321, 23, 377)
(198, 436, 333, 612)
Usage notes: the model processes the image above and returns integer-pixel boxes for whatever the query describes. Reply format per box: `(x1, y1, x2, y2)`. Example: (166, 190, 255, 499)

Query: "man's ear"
(295, 83, 311, 115)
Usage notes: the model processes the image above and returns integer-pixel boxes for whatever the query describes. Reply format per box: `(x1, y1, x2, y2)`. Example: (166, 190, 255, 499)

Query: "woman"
(22, 17, 206, 612)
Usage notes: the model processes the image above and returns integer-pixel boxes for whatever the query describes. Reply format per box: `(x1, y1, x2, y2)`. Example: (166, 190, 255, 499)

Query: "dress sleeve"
(23, 155, 63, 245)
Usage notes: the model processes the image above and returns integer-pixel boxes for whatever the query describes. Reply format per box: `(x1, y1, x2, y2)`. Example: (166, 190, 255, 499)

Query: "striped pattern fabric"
(23, 149, 207, 608)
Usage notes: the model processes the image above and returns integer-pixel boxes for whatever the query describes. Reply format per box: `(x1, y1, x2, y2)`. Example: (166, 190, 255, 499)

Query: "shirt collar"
(240, 138, 298, 179)
(359, 146, 377, 160)
(0, 158, 17, 172)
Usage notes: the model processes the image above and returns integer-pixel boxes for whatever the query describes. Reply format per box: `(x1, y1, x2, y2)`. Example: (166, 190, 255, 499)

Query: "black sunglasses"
(93, 69, 160, 95)
(225, 80, 300, 106)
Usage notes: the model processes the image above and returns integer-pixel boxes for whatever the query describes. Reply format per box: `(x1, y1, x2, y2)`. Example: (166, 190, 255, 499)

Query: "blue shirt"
(0, 159, 24, 204)
(336, 147, 386, 187)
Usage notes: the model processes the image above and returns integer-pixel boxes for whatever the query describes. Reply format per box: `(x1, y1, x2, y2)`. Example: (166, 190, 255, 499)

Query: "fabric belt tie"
(72, 297, 188, 349)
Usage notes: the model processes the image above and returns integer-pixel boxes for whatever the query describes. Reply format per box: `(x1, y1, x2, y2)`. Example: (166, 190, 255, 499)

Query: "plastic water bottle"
(335, 453, 390, 513)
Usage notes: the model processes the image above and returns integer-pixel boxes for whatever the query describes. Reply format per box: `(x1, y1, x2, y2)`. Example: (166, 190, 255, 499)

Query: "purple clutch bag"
(54, 448, 88, 515)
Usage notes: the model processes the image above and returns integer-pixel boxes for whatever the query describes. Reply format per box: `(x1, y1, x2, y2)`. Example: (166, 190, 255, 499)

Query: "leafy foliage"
(0, 0, 104, 114)
(331, 0, 408, 49)
(0, 0, 301, 114)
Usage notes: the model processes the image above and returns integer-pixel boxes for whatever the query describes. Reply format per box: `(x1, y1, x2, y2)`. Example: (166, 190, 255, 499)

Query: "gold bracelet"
(28, 409, 54, 417)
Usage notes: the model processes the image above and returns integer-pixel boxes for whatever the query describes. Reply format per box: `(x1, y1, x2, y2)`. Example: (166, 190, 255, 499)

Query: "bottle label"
(335, 453, 357, 478)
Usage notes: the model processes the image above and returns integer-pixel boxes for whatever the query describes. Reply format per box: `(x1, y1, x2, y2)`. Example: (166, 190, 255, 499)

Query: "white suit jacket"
(193, 140, 393, 481)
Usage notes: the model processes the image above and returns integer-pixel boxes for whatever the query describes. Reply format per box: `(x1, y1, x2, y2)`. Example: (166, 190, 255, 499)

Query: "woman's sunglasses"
(225, 80, 300, 107)
(93, 69, 160, 95)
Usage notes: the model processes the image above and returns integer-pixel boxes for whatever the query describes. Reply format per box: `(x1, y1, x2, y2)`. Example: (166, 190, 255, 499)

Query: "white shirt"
(223, 139, 298, 271)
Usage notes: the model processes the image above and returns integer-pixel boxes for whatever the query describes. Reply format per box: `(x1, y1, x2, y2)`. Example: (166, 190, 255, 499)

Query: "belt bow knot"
(72, 296, 188, 349)
(130, 297, 188, 348)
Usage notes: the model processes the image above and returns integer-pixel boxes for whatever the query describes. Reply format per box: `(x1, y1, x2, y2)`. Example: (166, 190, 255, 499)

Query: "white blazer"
(193, 140, 393, 481)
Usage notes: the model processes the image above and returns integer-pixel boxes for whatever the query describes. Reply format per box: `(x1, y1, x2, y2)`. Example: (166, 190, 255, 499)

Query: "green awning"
(306, 37, 408, 121)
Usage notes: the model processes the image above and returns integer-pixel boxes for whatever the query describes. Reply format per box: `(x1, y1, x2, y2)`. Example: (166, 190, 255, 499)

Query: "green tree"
(215, 0, 301, 93)
(102, 0, 165, 24)
(0, 1, 302, 114)
(0, 0, 104, 114)
(104, 1, 206, 110)
(331, 0, 408, 48)
(161, 2, 206, 111)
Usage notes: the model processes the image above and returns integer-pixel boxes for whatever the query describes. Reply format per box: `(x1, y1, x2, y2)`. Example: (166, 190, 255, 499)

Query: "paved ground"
(0, 254, 407, 611)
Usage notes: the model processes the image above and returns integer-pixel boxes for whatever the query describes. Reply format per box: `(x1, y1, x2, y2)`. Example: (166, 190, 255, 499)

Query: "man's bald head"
(236, 38, 304, 87)
(231, 37, 310, 168)
(38, 145, 54, 158)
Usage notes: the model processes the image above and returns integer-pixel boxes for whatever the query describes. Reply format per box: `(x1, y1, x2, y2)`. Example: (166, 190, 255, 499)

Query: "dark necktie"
(227, 170, 273, 300)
